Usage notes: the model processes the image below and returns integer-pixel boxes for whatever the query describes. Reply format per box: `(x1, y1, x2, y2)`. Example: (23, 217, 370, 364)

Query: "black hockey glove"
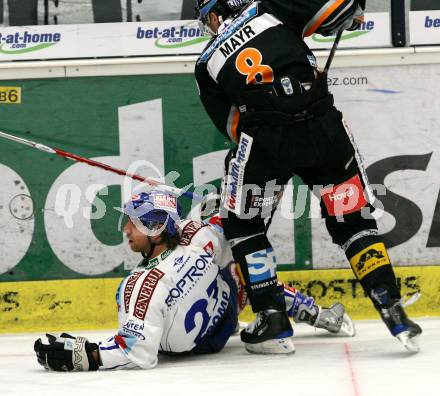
(34, 333, 100, 372)
(347, 2, 366, 31)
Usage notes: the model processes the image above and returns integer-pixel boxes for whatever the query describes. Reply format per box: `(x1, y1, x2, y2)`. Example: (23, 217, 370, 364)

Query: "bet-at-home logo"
(0, 31, 61, 54)
(312, 20, 375, 43)
(136, 22, 210, 49)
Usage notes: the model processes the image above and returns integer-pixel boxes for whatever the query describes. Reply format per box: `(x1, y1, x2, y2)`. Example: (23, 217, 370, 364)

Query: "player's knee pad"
(221, 210, 266, 241)
(324, 203, 378, 247)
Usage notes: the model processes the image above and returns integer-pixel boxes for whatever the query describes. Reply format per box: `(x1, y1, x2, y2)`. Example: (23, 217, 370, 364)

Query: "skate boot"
(286, 287, 356, 336)
(313, 303, 356, 337)
(240, 310, 295, 354)
(372, 287, 422, 353)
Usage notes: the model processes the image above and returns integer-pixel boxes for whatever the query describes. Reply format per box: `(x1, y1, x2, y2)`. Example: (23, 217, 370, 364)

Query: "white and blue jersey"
(98, 219, 236, 370)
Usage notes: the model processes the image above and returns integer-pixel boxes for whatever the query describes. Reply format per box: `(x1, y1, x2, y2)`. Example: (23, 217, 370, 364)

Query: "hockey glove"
(347, 5, 365, 31)
(34, 333, 100, 371)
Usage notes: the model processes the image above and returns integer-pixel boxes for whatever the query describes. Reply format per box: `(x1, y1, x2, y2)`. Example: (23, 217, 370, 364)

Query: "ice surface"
(1, 318, 439, 396)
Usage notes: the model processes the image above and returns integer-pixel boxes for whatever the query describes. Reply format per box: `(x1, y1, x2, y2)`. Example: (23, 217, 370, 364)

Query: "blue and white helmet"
(124, 190, 182, 237)
(195, 0, 251, 34)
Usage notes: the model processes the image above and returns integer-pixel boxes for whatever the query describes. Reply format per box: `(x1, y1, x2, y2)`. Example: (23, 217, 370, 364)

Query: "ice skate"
(287, 288, 356, 337)
(241, 310, 295, 354)
(313, 303, 356, 337)
(372, 288, 422, 353)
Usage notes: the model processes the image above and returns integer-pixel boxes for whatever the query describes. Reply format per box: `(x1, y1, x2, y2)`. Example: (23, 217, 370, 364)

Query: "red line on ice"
(344, 342, 361, 396)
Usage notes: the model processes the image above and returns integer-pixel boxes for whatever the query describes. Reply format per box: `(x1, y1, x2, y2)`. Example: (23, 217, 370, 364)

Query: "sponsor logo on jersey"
(144, 248, 173, 270)
(199, 2, 259, 63)
(133, 268, 165, 320)
(349, 243, 390, 280)
(165, 250, 214, 307)
(122, 319, 146, 340)
(124, 271, 143, 313)
(250, 193, 281, 209)
(174, 256, 184, 267)
(173, 255, 191, 273)
(320, 174, 368, 216)
(0, 31, 61, 54)
(225, 134, 253, 213)
(246, 247, 277, 284)
(179, 220, 205, 246)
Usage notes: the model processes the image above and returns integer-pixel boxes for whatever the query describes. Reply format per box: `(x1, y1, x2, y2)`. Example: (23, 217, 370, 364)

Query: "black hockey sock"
(346, 236, 401, 308)
(231, 234, 285, 312)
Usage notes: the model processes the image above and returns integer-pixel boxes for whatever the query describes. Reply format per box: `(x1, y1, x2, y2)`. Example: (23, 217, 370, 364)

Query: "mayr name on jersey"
(219, 25, 256, 58)
(165, 251, 214, 307)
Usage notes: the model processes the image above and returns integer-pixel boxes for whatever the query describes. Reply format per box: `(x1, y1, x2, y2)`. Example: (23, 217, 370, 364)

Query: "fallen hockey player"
(34, 190, 355, 371)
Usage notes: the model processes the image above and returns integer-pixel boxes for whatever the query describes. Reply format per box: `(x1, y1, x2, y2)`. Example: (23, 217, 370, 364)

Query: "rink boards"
(1, 266, 439, 333)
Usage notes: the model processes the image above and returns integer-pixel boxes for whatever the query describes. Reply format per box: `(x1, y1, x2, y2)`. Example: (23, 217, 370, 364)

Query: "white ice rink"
(1, 318, 439, 396)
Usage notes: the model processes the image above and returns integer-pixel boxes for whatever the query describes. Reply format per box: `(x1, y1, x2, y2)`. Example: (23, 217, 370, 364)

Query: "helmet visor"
(195, 0, 218, 35)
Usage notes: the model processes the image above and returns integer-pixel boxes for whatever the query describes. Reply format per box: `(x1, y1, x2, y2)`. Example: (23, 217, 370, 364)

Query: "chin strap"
(142, 237, 155, 260)
(141, 234, 167, 261)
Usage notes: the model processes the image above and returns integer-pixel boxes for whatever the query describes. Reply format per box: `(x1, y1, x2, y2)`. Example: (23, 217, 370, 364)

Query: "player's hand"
(200, 193, 221, 218)
(347, 5, 365, 31)
(34, 333, 100, 371)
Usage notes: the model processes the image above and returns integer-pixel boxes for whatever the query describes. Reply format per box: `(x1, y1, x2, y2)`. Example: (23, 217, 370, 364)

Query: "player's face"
(124, 218, 152, 253)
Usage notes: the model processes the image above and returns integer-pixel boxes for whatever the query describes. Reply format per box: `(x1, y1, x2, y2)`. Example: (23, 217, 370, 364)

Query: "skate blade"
(396, 331, 420, 353)
(338, 313, 356, 337)
(245, 337, 295, 355)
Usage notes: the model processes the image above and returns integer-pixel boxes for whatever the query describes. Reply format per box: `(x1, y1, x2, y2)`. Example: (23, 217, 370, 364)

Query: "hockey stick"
(323, 29, 343, 73)
(0, 130, 202, 202)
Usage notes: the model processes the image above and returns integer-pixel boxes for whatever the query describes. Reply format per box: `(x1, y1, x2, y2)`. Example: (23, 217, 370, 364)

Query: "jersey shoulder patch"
(179, 220, 207, 246)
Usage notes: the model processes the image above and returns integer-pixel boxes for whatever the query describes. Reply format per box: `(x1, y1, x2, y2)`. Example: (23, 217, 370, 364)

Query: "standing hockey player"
(34, 190, 355, 371)
(194, 0, 422, 353)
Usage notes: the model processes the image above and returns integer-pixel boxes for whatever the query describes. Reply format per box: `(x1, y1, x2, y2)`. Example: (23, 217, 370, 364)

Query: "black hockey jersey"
(195, 0, 362, 143)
